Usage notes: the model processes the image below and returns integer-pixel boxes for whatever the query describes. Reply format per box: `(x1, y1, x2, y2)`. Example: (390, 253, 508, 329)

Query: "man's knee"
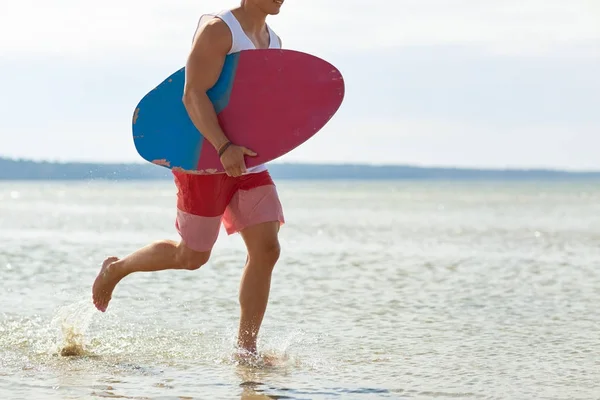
(249, 240, 281, 269)
(176, 242, 211, 270)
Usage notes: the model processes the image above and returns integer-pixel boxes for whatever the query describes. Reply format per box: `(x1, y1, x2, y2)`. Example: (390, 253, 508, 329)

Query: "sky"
(1, 0, 599, 170)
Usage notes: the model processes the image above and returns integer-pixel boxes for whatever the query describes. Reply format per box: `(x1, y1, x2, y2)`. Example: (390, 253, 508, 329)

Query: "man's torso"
(195, 9, 282, 176)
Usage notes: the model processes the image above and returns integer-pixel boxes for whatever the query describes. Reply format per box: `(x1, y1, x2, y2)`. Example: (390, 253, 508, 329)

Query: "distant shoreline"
(1, 157, 599, 181)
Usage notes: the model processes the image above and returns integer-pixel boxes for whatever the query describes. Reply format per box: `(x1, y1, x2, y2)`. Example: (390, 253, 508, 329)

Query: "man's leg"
(92, 172, 232, 312)
(222, 173, 284, 354)
(237, 221, 281, 353)
(92, 240, 211, 312)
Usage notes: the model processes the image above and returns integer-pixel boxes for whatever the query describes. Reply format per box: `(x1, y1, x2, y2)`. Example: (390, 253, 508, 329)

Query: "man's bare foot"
(234, 348, 282, 368)
(234, 348, 261, 366)
(92, 257, 122, 312)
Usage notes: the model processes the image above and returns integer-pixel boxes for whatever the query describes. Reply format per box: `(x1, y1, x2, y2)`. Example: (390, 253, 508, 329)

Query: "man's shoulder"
(192, 14, 232, 52)
(197, 16, 231, 39)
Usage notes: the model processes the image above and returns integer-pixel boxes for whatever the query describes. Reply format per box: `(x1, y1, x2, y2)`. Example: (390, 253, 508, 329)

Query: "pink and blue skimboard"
(132, 49, 345, 174)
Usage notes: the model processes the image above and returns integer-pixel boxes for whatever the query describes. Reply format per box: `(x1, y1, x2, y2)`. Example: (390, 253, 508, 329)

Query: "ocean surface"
(1, 179, 599, 400)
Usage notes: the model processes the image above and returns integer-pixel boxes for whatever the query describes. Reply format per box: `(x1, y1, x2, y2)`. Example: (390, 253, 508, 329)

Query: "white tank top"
(195, 9, 282, 175)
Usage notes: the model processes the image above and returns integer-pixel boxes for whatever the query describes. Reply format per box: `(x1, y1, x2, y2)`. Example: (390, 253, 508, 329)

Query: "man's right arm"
(182, 19, 232, 154)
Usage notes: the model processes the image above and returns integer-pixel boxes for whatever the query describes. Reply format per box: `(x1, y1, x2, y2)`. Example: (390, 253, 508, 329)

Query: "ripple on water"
(1, 180, 600, 399)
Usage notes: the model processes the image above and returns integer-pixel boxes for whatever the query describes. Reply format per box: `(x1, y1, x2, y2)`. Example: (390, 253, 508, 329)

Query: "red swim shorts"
(172, 169, 285, 252)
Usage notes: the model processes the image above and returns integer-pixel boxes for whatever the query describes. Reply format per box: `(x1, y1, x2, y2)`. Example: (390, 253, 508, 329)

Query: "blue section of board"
(132, 53, 239, 170)
(207, 52, 240, 114)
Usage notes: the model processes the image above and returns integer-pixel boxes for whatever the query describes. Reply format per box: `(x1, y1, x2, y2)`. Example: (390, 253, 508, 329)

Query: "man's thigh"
(222, 172, 285, 236)
(173, 171, 236, 252)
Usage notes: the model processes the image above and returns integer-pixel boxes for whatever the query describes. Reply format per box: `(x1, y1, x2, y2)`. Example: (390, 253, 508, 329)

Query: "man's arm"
(182, 18, 256, 176)
(182, 19, 232, 153)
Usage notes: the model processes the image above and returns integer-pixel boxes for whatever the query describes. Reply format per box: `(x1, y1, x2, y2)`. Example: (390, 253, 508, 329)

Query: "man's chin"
(269, 3, 282, 15)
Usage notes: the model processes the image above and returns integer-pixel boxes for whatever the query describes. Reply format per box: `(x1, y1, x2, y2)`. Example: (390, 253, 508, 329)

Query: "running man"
(92, 0, 286, 357)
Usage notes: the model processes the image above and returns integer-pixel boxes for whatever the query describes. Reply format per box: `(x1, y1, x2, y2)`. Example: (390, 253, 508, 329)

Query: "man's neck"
(233, 5, 268, 36)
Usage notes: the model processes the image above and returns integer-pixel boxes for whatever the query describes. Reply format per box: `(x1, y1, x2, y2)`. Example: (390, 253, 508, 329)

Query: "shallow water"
(1, 179, 600, 399)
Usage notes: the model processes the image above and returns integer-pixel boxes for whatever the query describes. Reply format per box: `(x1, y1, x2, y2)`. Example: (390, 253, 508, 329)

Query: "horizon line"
(1, 155, 599, 174)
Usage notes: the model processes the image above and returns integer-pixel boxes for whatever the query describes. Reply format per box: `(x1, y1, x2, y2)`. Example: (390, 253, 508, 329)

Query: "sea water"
(1, 179, 599, 399)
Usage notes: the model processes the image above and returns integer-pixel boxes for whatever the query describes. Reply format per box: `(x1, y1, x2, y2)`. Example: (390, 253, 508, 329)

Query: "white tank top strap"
(267, 25, 281, 49)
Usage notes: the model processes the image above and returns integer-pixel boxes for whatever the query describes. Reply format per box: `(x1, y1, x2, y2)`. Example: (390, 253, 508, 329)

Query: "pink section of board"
(197, 49, 344, 173)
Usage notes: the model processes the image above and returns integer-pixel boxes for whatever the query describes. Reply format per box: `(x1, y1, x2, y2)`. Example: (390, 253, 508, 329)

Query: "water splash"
(50, 298, 96, 357)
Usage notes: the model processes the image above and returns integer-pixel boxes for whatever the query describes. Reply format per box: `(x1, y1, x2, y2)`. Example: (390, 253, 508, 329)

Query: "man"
(92, 0, 286, 357)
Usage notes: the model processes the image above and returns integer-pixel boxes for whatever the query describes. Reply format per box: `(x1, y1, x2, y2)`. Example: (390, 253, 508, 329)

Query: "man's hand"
(219, 144, 257, 177)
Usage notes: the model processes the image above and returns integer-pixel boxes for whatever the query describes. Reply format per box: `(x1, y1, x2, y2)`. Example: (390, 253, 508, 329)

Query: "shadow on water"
(234, 362, 396, 400)
(236, 360, 295, 400)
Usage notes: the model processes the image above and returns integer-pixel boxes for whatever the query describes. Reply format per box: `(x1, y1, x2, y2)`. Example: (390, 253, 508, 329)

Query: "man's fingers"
(228, 165, 242, 177)
(242, 147, 257, 156)
(238, 161, 247, 175)
(223, 152, 248, 177)
(225, 164, 235, 176)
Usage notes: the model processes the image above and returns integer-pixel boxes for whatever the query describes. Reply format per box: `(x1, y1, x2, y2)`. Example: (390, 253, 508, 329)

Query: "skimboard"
(132, 49, 345, 174)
